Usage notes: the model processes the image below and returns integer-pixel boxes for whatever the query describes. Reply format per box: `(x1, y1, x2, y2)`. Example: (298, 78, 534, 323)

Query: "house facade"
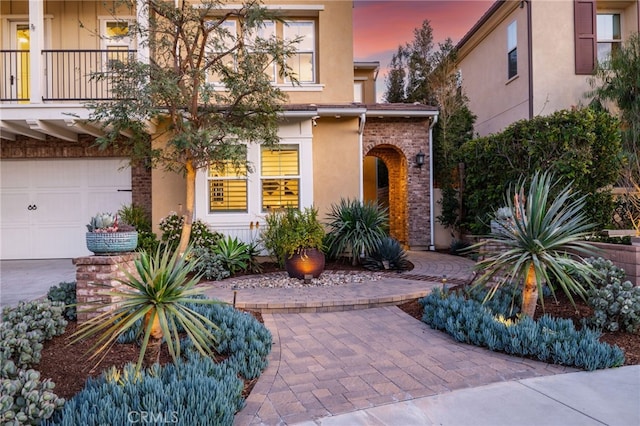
(0, 0, 438, 260)
(456, 0, 639, 137)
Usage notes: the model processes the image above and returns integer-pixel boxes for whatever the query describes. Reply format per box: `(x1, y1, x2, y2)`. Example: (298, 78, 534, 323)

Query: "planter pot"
(285, 248, 325, 280)
(490, 219, 512, 236)
(86, 231, 138, 255)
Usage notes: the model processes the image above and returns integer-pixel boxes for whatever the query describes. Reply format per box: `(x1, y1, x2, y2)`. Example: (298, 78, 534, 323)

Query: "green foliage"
(585, 234, 632, 245)
(1, 366, 65, 425)
(0, 301, 66, 370)
(362, 237, 411, 271)
(190, 247, 231, 281)
(48, 302, 272, 426)
(212, 236, 251, 275)
(261, 207, 325, 267)
(46, 282, 77, 321)
(325, 198, 388, 265)
(117, 204, 151, 233)
(72, 245, 221, 373)
(420, 290, 624, 370)
(159, 213, 223, 252)
(458, 108, 622, 233)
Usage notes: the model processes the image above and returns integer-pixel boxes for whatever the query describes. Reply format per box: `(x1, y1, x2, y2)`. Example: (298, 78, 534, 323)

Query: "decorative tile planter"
(86, 231, 138, 255)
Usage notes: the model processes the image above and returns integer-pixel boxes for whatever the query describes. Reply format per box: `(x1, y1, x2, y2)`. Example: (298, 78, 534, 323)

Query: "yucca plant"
(325, 198, 388, 265)
(470, 171, 597, 318)
(72, 246, 220, 373)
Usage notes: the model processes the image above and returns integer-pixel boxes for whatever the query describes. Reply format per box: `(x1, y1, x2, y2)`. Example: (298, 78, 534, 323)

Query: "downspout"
(358, 113, 366, 201)
(429, 114, 438, 251)
(526, 0, 533, 119)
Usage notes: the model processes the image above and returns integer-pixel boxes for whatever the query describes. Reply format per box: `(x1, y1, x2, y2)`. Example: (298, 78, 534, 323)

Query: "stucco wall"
(458, 2, 529, 136)
(312, 117, 360, 218)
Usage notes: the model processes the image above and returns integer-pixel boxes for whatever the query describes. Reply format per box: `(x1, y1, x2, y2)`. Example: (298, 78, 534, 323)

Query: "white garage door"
(0, 158, 132, 259)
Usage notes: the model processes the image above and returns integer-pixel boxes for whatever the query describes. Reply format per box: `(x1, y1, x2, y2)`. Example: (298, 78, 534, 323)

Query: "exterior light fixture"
(415, 151, 426, 168)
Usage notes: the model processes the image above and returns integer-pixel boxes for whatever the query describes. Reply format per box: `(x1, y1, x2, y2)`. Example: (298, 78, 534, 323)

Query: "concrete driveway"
(0, 259, 76, 308)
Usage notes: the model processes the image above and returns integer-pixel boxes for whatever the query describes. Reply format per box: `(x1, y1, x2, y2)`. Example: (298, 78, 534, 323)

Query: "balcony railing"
(1, 49, 137, 103)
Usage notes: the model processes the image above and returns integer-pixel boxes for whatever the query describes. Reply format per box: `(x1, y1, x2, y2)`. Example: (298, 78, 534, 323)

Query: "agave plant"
(72, 245, 220, 373)
(471, 171, 597, 318)
(213, 236, 250, 275)
(362, 236, 411, 271)
(325, 198, 388, 265)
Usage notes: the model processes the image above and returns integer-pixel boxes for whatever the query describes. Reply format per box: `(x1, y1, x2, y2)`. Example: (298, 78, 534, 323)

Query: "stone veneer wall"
(591, 242, 640, 286)
(74, 254, 139, 323)
(0, 135, 152, 218)
(363, 118, 431, 250)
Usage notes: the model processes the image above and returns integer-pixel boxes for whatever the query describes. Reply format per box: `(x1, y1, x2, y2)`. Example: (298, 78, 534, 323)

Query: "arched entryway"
(364, 145, 408, 246)
(363, 117, 431, 250)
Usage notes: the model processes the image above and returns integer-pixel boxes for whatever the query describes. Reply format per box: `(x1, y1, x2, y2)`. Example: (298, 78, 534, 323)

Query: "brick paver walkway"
(203, 251, 573, 426)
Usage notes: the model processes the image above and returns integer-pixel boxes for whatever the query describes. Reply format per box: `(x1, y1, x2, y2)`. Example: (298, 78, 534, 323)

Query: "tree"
(471, 172, 596, 318)
(87, 0, 299, 255)
(384, 46, 407, 102)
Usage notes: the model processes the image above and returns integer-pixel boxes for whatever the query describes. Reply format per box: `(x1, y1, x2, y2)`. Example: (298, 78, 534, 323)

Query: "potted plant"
(262, 207, 325, 279)
(86, 212, 138, 255)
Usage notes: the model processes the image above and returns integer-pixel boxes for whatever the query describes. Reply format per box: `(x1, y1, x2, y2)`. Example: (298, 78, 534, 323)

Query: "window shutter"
(574, 0, 596, 74)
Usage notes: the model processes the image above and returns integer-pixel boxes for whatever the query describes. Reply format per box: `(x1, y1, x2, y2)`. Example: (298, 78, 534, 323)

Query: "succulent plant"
(86, 213, 118, 233)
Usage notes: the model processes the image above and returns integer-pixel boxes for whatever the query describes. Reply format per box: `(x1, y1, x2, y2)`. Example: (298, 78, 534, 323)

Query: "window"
(261, 144, 300, 211)
(245, 21, 276, 82)
(353, 81, 363, 102)
(209, 20, 237, 83)
(284, 21, 315, 83)
(102, 20, 134, 67)
(208, 147, 248, 212)
(597, 14, 621, 64)
(507, 21, 517, 79)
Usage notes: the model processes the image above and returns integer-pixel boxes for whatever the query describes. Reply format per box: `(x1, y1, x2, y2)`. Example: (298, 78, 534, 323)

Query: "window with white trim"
(507, 21, 517, 79)
(284, 21, 315, 83)
(207, 146, 248, 212)
(597, 13, 621, 64)
(102, 19, 135, 67)
(261, 144, 300, 211)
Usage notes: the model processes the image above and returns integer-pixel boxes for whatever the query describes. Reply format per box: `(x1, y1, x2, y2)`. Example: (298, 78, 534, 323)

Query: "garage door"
(1, 158, 132, 259)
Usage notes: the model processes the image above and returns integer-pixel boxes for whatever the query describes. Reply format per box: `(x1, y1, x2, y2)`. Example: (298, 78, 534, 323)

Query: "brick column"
(73, 253, 140, 323)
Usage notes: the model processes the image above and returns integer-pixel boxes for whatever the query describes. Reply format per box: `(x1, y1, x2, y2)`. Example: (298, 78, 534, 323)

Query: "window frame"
(206, 146, 249, 213)
(283, 20, 316, 84)
(260, 143, 301, 212)
(506, 20, 518, 80)
(596, 13, 622, 65)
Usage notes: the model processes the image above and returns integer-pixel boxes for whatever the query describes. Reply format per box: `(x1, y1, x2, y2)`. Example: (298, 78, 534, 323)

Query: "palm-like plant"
(72, 246, 220, 373)
(325, 198, 388, 265)
(472, 171, 597, 317)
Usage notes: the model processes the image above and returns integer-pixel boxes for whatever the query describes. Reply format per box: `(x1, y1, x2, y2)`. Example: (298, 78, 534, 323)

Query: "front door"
(6, 21, 29, 102)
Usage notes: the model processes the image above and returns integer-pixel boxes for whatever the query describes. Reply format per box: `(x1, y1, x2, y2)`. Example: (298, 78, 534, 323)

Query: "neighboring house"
(456, 0, 639, 137)
(0, 0, 438, 260)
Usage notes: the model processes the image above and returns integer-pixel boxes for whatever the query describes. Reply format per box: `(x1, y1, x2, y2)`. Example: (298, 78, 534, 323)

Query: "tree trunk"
(521, 263, 539, 318)
(177, 159, 196, 257)
(143, 311, 164, 368)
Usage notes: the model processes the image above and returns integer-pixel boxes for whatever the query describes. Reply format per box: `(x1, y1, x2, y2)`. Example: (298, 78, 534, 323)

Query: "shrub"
(190, 247, 231, 281)
(325, 198, 388, 265)
(159, 213, 223, 252)
(420, 290, 624, 370)
(261, 207, 325, 267)
(117, 204, 151, 232)
(362, 237, 411, 271)
(46, 282, 77, 321)
(212, 236, 251, 275)
(458, 107, 622, 233)
(0, 366, 65, 425)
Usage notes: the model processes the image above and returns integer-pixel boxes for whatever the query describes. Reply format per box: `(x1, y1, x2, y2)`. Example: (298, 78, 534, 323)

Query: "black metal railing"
(1, 50, 30, 102)
(43, 49, 137, 101)
(0, 49, 137, 102)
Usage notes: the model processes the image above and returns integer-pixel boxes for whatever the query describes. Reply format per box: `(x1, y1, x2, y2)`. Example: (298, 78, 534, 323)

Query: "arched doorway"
(363, 145, 408, 246)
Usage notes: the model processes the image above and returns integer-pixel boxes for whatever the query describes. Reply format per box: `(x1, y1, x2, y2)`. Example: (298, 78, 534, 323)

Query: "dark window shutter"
(574, 0, 596, 74)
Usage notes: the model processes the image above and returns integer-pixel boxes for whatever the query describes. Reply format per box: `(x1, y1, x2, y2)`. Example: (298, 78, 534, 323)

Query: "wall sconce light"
(415, 151, 426, 168)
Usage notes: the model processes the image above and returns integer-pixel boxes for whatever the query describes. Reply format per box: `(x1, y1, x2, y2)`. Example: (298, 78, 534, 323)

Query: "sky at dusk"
(353, 0, 494, 100)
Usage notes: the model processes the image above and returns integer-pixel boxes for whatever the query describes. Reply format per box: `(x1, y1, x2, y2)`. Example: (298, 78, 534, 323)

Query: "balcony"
(1, 49, 137, 103)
